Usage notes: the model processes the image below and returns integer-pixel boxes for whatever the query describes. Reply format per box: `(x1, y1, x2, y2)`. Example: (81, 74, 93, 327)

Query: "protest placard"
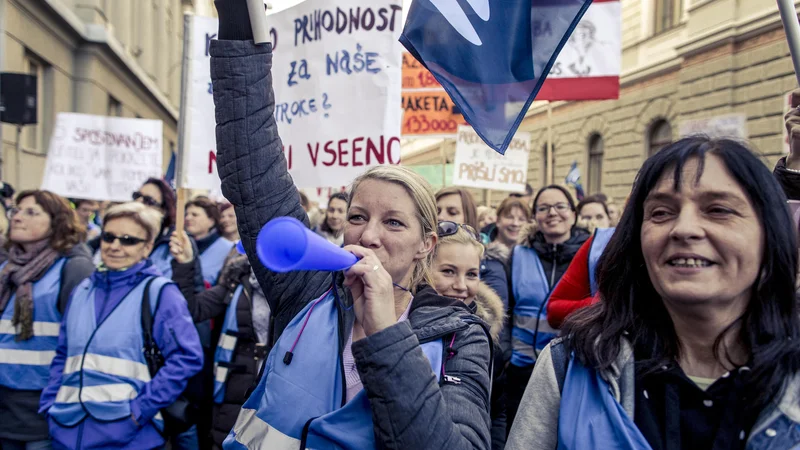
(401, 52, 466, 138)
(452, 126, 530, 192)
(41, 113, 163, 201)
(679, 113, 748, 140)
(182, 1, 403, 190)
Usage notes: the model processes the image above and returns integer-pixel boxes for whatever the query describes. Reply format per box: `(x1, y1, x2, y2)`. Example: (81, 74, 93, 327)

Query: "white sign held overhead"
(678, 113, 748, 140)
(41, 113, 163, 201)
(453, 126, 530, 192)
(183, 0, 403, 190)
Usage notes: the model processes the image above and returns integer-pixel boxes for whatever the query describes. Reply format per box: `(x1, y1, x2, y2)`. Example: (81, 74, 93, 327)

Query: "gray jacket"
(507, 338, 800, 450)
(210, 39, 492, 449)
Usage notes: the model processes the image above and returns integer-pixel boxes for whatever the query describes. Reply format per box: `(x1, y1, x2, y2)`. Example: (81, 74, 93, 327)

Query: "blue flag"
(164, 151, 176, 189)
(565, 161, 584, 200)
(400, 0, 592, 154)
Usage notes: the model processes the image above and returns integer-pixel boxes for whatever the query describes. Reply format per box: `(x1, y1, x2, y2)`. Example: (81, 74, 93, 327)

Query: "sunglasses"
(132, 191, 162, 208)
(101, 231, 147, 247)
(437, 221, 480, 241)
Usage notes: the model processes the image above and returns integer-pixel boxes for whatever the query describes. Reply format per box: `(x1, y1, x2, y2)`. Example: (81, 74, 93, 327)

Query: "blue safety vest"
(511, 246, 556, 367)
(149, 243, 174, 278)
(0, 258, 66, 390)
(213, 285, 244, 404)
(588, 228, 615, 296)
(200, 237, 235, 286)
(223, 288, 444, 450)
(558, 356, 652, 450)
(48, 276, 171, 431)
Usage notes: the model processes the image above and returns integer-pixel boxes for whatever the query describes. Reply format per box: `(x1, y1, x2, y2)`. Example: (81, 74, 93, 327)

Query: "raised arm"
(209, 1, 330, 327)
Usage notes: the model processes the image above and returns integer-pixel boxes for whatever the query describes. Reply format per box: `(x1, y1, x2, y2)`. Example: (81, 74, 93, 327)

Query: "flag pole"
(174, 14, 193, 236)
(547, 102, 554, 184)
(440, 143, 447, 188)
(777, 0, 800, 86)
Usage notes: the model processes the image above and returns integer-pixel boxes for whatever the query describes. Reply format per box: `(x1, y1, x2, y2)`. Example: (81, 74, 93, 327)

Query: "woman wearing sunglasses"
(0, 190, 94, 450)
(505, 185, 590, 429)
(432, 221, 507, 450)
(207, 4, 493, 447)
(40, 202, 203, 449)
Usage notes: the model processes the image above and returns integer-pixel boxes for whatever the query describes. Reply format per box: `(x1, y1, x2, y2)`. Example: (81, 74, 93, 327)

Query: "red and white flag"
(537, 0, 621, 101)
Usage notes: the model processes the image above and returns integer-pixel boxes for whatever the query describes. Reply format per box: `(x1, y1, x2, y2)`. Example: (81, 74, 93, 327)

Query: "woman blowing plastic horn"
(208, 2, 493, 448)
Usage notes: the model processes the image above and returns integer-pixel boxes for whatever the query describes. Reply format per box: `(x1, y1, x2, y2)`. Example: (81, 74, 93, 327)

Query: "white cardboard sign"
(452, 126, 530, 192)
(41, 113, 163, 201)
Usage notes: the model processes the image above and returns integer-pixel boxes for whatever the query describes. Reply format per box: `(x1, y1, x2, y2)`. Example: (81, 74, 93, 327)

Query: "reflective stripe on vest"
(588, 228, 615, 296)
(511, 246, 553, 367)
(222, 288, 445, 450)
(149, 243, 174, 278)
(213, 285, 243, 404)
(48, 276, 170, 431)
(0, 258, 66, 390)
(200, 237, 235, 286)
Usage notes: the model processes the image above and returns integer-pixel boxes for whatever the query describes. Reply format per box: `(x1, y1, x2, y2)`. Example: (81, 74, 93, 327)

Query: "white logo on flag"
(430, 0, 490, 46)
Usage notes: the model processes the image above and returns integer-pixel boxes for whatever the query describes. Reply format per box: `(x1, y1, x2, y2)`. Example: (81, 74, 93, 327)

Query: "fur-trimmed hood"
(483, 241, 509, 263)
(471, 282, 506, 342)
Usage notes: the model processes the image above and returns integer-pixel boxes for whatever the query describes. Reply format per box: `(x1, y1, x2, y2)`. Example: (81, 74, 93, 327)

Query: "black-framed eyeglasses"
(437, 221, 479, 241)
(132, 191, 162, 208)
(535, 203, 571, 215)
(100, 231, 147, 247)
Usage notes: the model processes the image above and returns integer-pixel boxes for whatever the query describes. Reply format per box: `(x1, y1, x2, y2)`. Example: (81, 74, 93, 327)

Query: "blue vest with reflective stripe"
(48, 275, 171, 431)
(149, 243, 173, 278)
(200, 237, 235, 286)
(511, 246, 556, 367)
(588, 228, 615, 296)
(213, 285, 243, 404)
(223, 288, 444, 450)
(558, 356, 652, 450)
(0, 258, 66, 390)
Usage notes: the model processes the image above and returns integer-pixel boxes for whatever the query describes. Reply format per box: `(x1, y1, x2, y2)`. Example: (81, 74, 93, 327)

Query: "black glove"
(215, 0, 255, 41)
(218, 255, 251, 291)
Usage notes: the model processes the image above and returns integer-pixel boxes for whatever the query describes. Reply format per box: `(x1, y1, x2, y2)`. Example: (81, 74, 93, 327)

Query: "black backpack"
(140, 277, 198, 435)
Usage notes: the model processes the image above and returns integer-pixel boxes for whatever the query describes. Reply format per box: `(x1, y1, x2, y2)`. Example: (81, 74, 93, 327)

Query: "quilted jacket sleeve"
(209, 39, 332, 337)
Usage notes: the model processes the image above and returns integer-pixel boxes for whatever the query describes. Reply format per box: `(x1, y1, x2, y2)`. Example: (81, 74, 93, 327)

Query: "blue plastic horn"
(255, 217, 358, 273)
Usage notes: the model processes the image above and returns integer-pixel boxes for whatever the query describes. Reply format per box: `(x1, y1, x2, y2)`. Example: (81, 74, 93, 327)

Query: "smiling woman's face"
(641, 154, 764, 311)
(432, 242, 482, 303)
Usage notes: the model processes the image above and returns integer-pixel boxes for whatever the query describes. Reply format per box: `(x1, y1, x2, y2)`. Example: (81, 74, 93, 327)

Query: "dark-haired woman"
(505, 185, 590, 430)
(315, 192, 348, 246)
(508, 137, 800, 450)
(185, 197, 234, 287)
(0, 190, 94, 449)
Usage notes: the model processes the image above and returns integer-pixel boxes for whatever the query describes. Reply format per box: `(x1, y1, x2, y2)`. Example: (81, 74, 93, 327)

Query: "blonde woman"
(208, 4, 493, 447)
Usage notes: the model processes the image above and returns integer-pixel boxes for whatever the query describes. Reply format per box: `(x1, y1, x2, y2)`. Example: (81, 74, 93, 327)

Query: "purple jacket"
(39, 260, 204, 449)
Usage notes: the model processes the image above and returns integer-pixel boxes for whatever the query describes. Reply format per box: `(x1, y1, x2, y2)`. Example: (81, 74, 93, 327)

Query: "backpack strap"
(549, 338, 570, 394)
(140, 276, 172, 378)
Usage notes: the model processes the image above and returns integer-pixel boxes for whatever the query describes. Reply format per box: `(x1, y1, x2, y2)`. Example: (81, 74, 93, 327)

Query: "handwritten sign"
(678, 113, 748, 140)
(41, 113, 163, 201)
(401, 91, 465, 136)
(183, 3, 402, 190)
(402, 52, 440, 89)
(401, 52, 466, 137)
(452, 125, 530, 192)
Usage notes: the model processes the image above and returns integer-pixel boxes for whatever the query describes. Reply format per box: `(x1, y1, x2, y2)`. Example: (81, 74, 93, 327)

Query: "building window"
(648, 119, 673, 157)
(654, 0, 683, 35)
(588, 134, 603, 194)
(108, 96, 123, 117)
(23, 51, 52, 154)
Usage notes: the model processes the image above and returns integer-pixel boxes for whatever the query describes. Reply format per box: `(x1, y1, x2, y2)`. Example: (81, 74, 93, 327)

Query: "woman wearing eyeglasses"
(0, 190, 94, 450)
(40, 202, 203, 450)
(505, 185, 590, 430)
(432, 221, 507, 450)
